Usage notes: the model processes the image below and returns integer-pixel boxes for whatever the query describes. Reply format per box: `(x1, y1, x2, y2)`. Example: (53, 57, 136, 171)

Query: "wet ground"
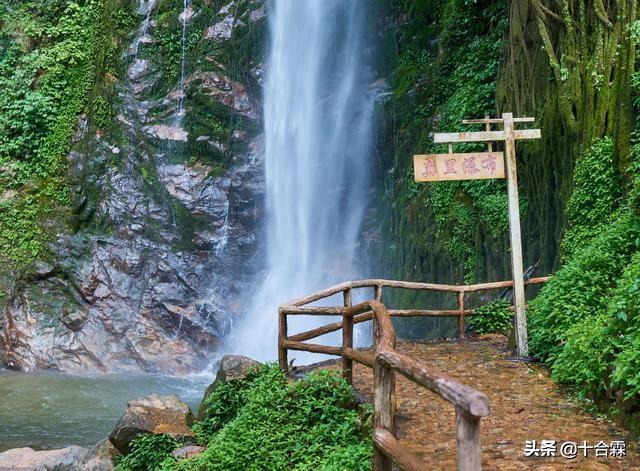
(326, 336, 639, 470)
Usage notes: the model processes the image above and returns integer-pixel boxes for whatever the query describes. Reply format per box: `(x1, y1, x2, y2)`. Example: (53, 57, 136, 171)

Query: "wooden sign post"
(414, 113, 540, 357)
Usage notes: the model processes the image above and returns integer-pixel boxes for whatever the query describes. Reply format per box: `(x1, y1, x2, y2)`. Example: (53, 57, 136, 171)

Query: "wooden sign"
(413, 152, 504, 182)
(432, 129, 540, 143)
(411, 113, 541, 358)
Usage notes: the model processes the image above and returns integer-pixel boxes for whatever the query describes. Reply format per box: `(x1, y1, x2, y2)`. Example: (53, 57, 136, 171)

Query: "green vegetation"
(380, 0, 640, 427)
(1, 0, 639, 447)
(0, 0, 266, 269)
(529, 208, 640, 414)
(468, 299, 511, 336)
(384, 0, 640, 436)
(0, 0, 138, 267)
(115, 365, 373, 471)
(192, 365, 264, 443)
(560, 138, 620, 258)
(382, 0, 509, 287)
(115, 434, 183, 471)
(0, 0, 103, 264)
(521, 4, 640, 425)
(379, 0, 511, 340)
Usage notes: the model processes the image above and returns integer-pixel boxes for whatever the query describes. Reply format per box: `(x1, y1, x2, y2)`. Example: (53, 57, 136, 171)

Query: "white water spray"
(233, 0, 376, 361)
(130, 0, 156, 57)
(177, 0, 192, 120)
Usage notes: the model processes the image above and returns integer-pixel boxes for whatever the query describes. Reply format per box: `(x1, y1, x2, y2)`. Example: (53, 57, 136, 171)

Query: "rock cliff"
(0, 0, 266, 373)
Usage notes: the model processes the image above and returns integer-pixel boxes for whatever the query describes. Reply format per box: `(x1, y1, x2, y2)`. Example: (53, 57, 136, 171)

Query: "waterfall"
(233, 0, 376, 361)
(129, 0, 156, 57)
(177, 0, 192, 120)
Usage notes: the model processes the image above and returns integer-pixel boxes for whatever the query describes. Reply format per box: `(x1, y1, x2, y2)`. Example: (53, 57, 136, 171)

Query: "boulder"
(171, 445, 206, 460)
(79, 438, 119, 471)
(108, 395, 196, 454)
(197, 355, 259, 419)
(143, 124, 188, 142)
(0, 446, 87, 471)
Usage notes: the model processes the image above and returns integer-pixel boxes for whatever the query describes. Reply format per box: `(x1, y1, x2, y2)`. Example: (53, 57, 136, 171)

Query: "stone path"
(324, 336, 638, 470)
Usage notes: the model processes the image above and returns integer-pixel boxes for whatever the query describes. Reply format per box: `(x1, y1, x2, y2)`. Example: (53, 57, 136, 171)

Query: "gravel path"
(322, 336, 638, 470)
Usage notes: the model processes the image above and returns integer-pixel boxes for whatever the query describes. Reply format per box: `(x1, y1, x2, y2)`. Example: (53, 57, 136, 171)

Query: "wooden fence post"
(374, 284, 383, 302)
(456, 407, 482, 471)
(373, 317, 395, 471)
(342, 288, 353, 384)
(278, 307, 288, 373)
(457, 291, 465, 340)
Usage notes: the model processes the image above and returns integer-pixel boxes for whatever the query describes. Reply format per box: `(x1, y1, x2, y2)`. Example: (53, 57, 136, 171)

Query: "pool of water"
(0, 371, 211, 452)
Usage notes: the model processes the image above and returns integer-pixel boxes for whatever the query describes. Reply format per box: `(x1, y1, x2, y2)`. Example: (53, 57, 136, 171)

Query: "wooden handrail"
(283, 276, 550, 307)
(288, 311, 373, 342)
(377, 348, 490, 418)
(277, 276, 551, 470)
(373, 428, 427, 471)
(280, 298, 493, 470)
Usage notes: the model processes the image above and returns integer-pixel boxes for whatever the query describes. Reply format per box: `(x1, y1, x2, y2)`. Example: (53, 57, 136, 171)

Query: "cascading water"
(129, 0, 156, 57)
(233, 0, 376, 361)
(177, 0, 192, 120)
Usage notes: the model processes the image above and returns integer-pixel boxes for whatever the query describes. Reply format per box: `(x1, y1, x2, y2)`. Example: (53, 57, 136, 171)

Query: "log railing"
(278, 277, 549, 471)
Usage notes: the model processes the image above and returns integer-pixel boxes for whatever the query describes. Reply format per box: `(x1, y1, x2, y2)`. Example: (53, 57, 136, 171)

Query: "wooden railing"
(278, 277, 549, 471)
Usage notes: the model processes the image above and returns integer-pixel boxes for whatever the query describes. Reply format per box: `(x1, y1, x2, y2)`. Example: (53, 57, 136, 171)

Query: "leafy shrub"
(193, 364, 264, 444)
(561, 138, 620, 258)
(92, 95, 112, 130)
(529, 210, 640, 408)
(115, 434, 181, 471)
(608, 251, 640, 401)
(551, 311, 611, 398)
(166, 364, 372, 471)
(543, 242, 640, 405)
(468, 298, 511, 335)
(0, 0, 105, 264)
(528, 211, 640, 364)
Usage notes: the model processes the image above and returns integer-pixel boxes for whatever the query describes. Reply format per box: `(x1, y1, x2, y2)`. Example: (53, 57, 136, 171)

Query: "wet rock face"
(0, 0, 267, 373)
(108, 394, 196, 454)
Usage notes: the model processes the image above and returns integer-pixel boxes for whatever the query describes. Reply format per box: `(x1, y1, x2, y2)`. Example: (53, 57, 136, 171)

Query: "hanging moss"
(376, 0, 509, 287)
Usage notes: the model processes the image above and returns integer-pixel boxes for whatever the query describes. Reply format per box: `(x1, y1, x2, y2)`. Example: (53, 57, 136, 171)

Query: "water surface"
(0, 371, 209, 452)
